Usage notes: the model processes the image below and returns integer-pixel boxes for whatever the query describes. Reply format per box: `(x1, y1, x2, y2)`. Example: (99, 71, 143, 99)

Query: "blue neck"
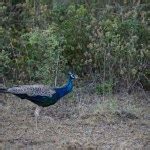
(54, 77, 73, 99)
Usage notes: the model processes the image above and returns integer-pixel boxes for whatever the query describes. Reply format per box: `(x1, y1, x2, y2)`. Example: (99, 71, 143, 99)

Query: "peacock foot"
(34, 106, 42, 130)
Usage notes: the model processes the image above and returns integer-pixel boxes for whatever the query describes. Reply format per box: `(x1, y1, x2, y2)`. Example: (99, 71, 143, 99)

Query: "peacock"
(0, 72, 77, 128)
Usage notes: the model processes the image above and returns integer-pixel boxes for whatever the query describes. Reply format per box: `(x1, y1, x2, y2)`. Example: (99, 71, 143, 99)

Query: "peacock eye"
(71, 74, 74, 78)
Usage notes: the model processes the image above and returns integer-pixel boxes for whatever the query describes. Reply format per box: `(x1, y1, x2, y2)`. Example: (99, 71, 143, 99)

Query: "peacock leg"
(34, 106, 41, 130)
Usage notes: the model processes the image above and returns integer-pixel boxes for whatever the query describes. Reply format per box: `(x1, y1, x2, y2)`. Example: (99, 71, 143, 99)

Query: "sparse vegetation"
(0, 92, 149, 149)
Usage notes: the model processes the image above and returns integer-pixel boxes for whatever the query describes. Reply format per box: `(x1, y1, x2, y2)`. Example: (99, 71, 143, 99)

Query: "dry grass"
(0, 92, 149, 149)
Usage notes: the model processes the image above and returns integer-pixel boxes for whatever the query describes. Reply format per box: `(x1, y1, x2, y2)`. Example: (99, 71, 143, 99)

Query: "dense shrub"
(21, 25, 66, 84)
(0, 2, 32, 83)
(0, 2, 149, 92)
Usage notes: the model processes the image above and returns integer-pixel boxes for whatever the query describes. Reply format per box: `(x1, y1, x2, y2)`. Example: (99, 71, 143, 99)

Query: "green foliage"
(0, 1, 149, 92)
(87, 7, 149, 89)
(52, 4, 90, 73)
(0, 50, 11, 76)
(0, 2, 33, 83)
(21, 25, 66, 83)
(96, 81, 113, 94)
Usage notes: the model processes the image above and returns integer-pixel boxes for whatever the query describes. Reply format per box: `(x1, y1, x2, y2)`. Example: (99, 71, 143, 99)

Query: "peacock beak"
(74, 75, 78, 79)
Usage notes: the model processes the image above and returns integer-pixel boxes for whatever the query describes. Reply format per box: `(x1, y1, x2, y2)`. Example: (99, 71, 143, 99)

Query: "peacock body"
(0, 72, 77, 129)
(0, 72, 77, 107)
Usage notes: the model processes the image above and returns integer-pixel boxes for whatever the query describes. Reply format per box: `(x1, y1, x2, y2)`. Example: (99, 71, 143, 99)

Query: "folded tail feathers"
(0, 88, 9, 93)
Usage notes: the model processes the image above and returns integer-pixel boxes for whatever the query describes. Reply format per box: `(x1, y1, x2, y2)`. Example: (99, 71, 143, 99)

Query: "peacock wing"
(8, 85, 56, 97)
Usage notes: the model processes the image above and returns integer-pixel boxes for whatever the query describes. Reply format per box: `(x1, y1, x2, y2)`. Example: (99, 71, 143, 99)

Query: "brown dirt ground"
(0, 92, 150, 150)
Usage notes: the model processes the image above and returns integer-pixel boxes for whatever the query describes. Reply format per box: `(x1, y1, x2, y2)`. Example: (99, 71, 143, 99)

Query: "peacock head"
(68, 72, 78, 80)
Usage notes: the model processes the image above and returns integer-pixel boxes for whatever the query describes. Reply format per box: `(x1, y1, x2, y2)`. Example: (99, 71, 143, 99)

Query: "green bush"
(0, 2, 149, 92)
(53, 4, 91, 73)
(21, 25, 66, 84)
(96, 81, 113, 94)
(87, 6, 149, 89)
